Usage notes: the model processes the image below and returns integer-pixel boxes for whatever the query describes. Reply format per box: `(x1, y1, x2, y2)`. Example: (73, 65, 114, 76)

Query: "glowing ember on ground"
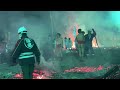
(14, 69, 54, 79)
(64, 65, 104, 73)
(14, 74, 23, 79)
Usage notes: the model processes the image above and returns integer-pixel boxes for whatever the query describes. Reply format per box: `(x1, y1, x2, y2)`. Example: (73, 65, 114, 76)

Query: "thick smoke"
(0, 11, 53, 50)
(50, 11, 120, 47)
(0, 11, 120, 76)
(0, 11, 119, 49)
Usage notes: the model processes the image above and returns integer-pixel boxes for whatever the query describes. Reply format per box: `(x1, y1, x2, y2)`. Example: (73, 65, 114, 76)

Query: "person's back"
(75, 29, 85, 58)
(76, 33, 85, 43)
(11, 26, 40, 79)
(85, 29, 96, 46)
(17, 35, 39, 65)
(84, 29, 96, 56)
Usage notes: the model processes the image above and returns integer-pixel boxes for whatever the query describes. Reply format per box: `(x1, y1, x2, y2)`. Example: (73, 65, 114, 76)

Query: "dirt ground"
(0, 47, 120, 79)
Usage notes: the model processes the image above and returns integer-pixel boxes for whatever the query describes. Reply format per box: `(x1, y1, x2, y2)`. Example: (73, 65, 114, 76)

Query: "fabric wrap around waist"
(56, 44, 62, 48)
(77, 40, 85, 44)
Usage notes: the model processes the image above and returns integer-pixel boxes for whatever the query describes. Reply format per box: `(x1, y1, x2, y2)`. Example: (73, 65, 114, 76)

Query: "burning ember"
(14, 69, 54, 79)
(64, 65, 104, 73)
(72, 42, 76, 49)
(92, 38, 98, 48)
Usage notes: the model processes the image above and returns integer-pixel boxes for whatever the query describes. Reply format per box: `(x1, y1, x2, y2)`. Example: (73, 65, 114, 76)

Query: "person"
(11, 26, 41, 79)
(42, 34, 54, 61)
(75, 29, 85, 58)
(81, 31, 86, 57)
(67, 38, 72, 50)
(84, 28, 96, 56)
(0, 31, 7, 64)
(54, 33, 63, 59)
(64, 37, 68, 49)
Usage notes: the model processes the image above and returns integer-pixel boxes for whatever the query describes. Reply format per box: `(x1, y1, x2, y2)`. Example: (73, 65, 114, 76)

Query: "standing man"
(11, 26, 40, 79)
(54, 33, 63, 59)
(64, 37, 68, 49)
(85, 28, 96, 56)
(75, 29, 85, 58)
(42, 34, 54, 61)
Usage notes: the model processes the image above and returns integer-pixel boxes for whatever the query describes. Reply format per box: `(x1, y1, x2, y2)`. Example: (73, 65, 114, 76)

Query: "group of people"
(45, 28, 97, 61)
(64, 37, 72, 50)
(75, 28, 96, 58)
(10, 26, 97, 79)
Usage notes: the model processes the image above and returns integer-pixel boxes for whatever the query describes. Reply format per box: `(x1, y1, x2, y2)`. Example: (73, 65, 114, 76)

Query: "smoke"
(0, 11, 53, 50)
(0, 11, 119, 49)
(1, 11, 120, 78)
(51, 11, 120, 47)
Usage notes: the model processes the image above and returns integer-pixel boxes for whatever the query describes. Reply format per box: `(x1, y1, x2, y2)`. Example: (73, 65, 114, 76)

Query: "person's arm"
(54, 39, 56, 48)
(62, 38, 64, 48)
(11, 39, 22, 64)
(33, 40, 41, 64)
(92, 28, 96, 37)
(75, 36, 77, 42)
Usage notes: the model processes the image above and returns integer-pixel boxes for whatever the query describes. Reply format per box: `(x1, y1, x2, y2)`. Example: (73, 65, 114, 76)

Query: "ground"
(0, 47, 120, 79)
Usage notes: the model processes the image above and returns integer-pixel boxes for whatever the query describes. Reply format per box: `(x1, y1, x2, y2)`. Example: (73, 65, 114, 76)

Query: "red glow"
(14, 69, 53, 79)
(14, 74, 23, 79)
(92, 38, 98, 48)
(66, 23, 80, 49)
(64, 66, 104, 73)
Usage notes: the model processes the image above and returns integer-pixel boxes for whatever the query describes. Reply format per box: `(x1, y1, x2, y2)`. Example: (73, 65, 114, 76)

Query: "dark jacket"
(85, 31, 96, 46)
(11, 35, 40, 65)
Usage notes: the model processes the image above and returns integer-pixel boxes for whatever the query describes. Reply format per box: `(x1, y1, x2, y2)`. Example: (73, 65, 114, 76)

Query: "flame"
(14, 70, 53, 79)
(66, 24, 99, 49)
(36, 75, 44, 79)
(92, 38, 98, 48)
(72, 42, 76, 49)
(66, 23, 80, 49)
(64, 65, 104, 73)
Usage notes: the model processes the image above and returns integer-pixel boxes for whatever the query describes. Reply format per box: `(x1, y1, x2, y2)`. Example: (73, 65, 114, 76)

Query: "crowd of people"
(42, 27, 97, 61)
(0, 26, 97, 79)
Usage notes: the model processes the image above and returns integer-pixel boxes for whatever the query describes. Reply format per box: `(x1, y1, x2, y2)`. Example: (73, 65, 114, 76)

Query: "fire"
(72, 42, 76, 49)
(64, 65, 104, 73)
(36, 75, 43, 79)
(66, 24, 99, 49)
(14, 69, 53, 79)
(67, 24, 80, 49)
(92, 38, 98, 48)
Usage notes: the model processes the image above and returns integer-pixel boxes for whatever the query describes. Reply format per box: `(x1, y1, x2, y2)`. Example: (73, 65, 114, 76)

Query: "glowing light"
(36, 75, 43, 79)
(72, 42, 76, 49)
(64, 66, 104, 73)
(92, 38, 98, 48)
(14, 70, 53, 79)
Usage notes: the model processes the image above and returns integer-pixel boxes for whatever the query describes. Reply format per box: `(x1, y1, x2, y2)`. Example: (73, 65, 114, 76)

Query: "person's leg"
(85, 44, 89, 56)
(78, 44, 81, 57)
(21, 64, 29, 79)
(81, 44, 85, 57)
(29, 64, 34, 79)
(90, 46, 94, 55)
